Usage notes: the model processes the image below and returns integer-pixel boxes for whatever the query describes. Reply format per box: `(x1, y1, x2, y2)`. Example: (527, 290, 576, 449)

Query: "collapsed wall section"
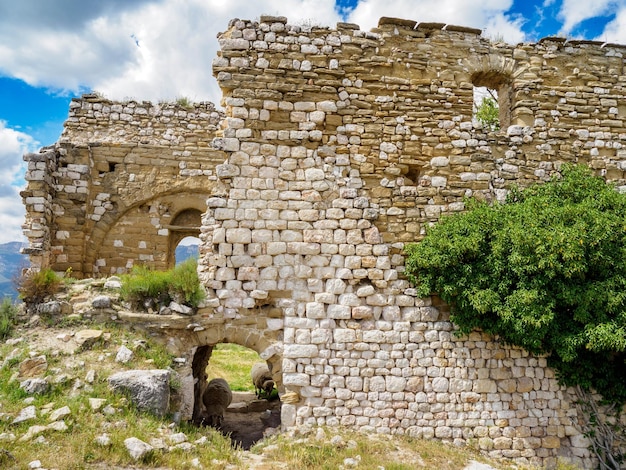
(22, 95, 227, 277)
(201, 15, 626, 467)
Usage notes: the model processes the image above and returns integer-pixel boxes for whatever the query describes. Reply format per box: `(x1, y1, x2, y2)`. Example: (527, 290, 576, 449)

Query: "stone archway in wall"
(167, 209, 202, 268)
(92, 192, 210, 275)
(188, 323, 283, 431)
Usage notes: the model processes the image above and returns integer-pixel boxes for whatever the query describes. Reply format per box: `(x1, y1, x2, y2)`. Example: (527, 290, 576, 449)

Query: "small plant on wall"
(120, 258, 205, 311)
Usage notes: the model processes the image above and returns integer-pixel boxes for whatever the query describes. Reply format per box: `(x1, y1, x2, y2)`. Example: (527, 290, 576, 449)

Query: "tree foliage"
(404, 165, 626, 404)
(475, 96, 499, 130)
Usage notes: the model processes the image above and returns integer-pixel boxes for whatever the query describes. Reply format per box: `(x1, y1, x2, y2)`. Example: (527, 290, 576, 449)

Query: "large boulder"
(108, 370, 171, 417)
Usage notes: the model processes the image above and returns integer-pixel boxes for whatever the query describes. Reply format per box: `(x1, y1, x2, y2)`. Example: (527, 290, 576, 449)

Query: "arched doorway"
(192, 342, 281, 449)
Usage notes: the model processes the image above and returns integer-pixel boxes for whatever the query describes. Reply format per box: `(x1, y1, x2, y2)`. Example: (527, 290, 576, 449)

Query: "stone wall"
(200, 16, 626, 468)
(21, 15, 626, 468)
(22, 95, 226, 276)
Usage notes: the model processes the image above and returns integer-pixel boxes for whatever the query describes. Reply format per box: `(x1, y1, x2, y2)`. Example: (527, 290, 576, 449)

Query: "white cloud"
(0, 0, 342, 103)
(0, 122, 38, 244)
(594, 6, 626, 42)
(558, 0, 626, 36)
(346, 0, 525, 43)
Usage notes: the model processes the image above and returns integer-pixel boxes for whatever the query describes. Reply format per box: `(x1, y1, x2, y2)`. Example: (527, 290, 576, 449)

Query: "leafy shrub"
(404, 165, 626, 404)
(0, 297, 17, 339)
(18, 268, 62, 304)
(475, 96, 499, 130)
(121, 259, 205, 310)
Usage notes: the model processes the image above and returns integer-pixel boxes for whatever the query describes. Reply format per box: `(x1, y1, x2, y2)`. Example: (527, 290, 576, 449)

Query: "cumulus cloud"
(0, 0, 535, 105)
(346, 0, 525, 43)
(595, 6, 626, 42)
(0, 122, 38, 244)
(0, 0, 342, 103)
(557, 0, 626, 37)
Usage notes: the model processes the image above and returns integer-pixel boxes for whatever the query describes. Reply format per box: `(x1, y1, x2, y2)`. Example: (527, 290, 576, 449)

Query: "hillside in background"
(0, 241, 28, 300)
(175, 243, 199, 264)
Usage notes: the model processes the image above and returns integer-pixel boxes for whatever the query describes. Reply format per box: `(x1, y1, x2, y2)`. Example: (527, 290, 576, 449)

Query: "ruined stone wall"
(21, 14, 626, 468)
(22, 95, 227, 276)
(199, 16, 626, 468)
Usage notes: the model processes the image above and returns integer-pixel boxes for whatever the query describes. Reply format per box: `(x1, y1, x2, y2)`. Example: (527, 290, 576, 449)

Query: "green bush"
(0, 297, 17, 339)
(475, 96, 499, 130)
(404, 165, 626, 404)
(18, 268, 62, 304)
(169, 258, 206, 306)
(121, 259, 205, 310)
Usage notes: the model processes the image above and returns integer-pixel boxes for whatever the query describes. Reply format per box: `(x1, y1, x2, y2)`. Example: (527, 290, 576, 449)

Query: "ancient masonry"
(21, 15, 626, 467)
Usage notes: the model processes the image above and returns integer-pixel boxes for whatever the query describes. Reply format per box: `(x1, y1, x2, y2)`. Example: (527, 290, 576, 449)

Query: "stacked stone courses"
(204, 16, 626, 468)
(21, 15, 626, 468)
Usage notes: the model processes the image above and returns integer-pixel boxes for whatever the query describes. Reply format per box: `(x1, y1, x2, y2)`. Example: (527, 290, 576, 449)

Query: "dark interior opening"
(190, 344, 281, 450)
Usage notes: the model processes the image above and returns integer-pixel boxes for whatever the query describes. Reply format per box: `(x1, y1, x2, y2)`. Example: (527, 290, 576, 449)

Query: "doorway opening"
(191, 343, 281, 449)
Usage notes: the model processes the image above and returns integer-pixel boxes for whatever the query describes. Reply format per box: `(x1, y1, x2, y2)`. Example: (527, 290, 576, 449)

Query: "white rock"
(115, 345, 134, 363)
(124, 437, 154, 460)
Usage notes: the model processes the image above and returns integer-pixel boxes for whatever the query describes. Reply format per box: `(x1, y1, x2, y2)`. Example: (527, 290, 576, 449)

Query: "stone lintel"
(260, 15, 287, 24)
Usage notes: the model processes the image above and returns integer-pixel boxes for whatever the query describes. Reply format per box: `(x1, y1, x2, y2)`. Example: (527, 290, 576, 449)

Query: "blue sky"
(1, 0, 625, 244)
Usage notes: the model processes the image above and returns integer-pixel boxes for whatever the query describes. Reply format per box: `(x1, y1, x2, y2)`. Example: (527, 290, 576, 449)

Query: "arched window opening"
(473, 86, 499, 131)
(167, 208, 202, 268)
(192, 343, 281, 449)
(471, 71, 512, 131)
(175, 236, 200, 265)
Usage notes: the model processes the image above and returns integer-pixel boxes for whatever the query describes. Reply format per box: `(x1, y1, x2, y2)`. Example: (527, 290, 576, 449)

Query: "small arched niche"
(167, 209, 202, 268)
(191, 342, 281, 449)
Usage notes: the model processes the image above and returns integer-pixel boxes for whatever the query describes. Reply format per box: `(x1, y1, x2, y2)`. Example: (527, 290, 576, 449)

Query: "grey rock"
(169, 432, 188, 444)
(89, 398, 106, 411)
(158, 306, 172, 315)
(124, 436, 153, 460)
(169, 301, 193, 315)
(74, 329, 103, 351)
(104, 277, 122, 289)
(92, 295, 111, 309)
(13, 405, 37, 424)
(37, 301, 71, 315)
(49, 406, 71, 422)
(20, 378, 49, 395)
(115, 345, 134, 363)
(108, 369, 171, 417)
(95, 433, 112, 446)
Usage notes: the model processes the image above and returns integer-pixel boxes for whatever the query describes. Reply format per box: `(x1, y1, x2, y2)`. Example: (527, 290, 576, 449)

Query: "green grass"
(206, 343, 260, 392)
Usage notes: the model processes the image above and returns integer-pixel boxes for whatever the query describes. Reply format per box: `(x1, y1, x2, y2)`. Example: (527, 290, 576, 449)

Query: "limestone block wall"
(22, 95, 227, 277)
(198, 15, 626, 467)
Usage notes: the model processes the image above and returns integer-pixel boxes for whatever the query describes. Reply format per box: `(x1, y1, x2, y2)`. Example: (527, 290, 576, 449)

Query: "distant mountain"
(0, 241, 29, 300)
(175, 243, 199, 265)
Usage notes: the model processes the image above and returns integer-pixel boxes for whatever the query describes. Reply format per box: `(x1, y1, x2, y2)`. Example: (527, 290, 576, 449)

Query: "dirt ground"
(219, 391, 282, 450)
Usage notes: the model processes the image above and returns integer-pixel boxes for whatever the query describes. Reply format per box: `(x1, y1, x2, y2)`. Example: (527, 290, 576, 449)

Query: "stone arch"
(186, 322, 283, 424)
(89, 190, 210, 275)
(463, 53, 518, 129)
